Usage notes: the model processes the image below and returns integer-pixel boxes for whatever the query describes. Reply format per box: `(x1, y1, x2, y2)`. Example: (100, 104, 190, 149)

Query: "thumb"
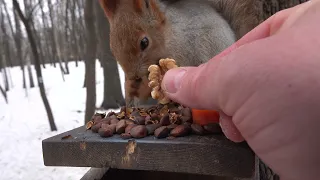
(161, 58, 222, 110)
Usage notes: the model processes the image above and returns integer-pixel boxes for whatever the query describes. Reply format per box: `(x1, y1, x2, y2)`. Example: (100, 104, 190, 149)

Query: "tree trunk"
(31, 19, 46, 69)
(12, 5, 27, 89)
(95, 1, 125, 110)
(22, 64, 27, 90)
(83, 74, 87, 88)
(76, 0, 86, 63)
(13, 0, 57, 131)
(71, 0, 79, 67)
(0, 8, 13, 69)
(84, 0, 97, 124)
(1, 55, 9, 92)
(7, 67, 13, 89)
(39, 0, 54, 66)
(0, 6, 11, 91)
(48, 0, 66, 79)
(0, 83, 7, 103)
(63, 1, 70, 74)
(3, 0, 16, 65)
(26, 54, 35, 88)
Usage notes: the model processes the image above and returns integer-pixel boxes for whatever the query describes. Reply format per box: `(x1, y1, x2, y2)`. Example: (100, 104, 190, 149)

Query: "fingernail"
(162, 68, 186, 93)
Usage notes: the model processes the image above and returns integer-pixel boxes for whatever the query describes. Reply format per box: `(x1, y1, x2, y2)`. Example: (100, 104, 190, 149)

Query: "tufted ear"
(149, 0, 166, 25)
(99, 0, 119, 20)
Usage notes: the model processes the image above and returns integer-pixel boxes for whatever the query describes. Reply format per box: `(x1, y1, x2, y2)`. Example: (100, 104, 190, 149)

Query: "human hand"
(161, 1, 320, 179)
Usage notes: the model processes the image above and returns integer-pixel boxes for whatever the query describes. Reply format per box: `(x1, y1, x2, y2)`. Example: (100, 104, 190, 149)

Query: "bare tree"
(63, 1, 70, 74)
(0, 83, 7, 103)
(70, 0, 79, 67)
(0, 5, 10, 91)
(23, 0, 45, 69)
(75, 0, 86, 68)
(47, 0, 66, 81)
(0, 55, 9, 92)
(13, 0, 57, 131)
(23, 0, 35, 88)
(38, 0, 53, 67)
(84, 0, 97, 123)
(5, 1, 24, 88)
(95, 1, 125, 110)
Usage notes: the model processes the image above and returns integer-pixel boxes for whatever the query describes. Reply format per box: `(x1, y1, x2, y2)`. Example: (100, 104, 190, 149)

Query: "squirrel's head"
(99, 0, 168, 106)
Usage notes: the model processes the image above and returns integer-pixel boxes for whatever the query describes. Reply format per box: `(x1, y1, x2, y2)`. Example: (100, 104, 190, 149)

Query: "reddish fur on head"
(99, 0, 167, 105)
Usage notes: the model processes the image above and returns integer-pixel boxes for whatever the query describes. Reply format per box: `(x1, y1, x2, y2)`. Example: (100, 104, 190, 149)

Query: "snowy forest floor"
(0, 60, 125, 180)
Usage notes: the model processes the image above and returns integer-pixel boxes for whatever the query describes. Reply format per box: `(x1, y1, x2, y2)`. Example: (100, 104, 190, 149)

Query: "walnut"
(148, 58, 178, 104)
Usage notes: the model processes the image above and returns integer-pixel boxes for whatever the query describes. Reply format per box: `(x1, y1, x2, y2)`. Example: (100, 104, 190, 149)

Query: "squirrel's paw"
(148, 58, 178, 105)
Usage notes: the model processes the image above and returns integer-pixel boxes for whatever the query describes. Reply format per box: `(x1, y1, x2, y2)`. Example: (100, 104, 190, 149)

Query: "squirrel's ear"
(99, 0, 119, 20)
(150, 0, 166, 25)
(133, 0, 143, 13)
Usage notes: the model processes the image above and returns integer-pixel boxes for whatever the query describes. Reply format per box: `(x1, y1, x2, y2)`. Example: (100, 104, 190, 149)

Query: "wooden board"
(42, 126, 256, 179)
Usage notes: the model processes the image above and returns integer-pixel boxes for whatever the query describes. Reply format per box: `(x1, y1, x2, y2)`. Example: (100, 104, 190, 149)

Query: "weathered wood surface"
(42, 126, 256, 178)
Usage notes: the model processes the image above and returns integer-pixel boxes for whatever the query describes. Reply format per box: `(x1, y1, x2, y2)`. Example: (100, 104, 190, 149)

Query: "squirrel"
(98, 0, 262, 107)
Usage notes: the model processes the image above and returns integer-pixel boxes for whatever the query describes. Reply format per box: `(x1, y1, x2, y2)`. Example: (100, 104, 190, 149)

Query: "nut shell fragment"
(86, 121, 94, 130)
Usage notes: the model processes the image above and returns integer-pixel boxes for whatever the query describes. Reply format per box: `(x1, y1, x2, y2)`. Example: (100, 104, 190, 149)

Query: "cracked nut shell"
(146, 124, 161, 135)
(110, 118, 120, 124)
(116, 120, 127, 134)
(98, 127, 113, 137)
(191, 124, 205, 135)
(170, 125, 191, 137)
(108, 124, 117, 134)
(92, 122, 102, 133)
(134, 116, 146, 125)
(181, 107, 192, 117)
(160, 113, 170, 126)
(154, 126, 171, 139)
(166, 124, 178, 130)
(180, 116, 192, 123)
(130, 125, 148, 138)
(125, 124, 137, 134)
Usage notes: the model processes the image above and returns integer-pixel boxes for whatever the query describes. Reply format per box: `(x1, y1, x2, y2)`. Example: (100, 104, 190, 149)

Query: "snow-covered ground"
(0, 60, 125, 180)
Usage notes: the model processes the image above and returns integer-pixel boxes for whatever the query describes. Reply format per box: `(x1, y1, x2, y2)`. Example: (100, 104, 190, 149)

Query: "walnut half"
(148, 58, 178, 104)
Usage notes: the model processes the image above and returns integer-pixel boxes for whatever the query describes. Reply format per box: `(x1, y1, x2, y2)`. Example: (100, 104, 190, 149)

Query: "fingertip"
(161, 67, 187, 94)
(219, 112, 245, 143)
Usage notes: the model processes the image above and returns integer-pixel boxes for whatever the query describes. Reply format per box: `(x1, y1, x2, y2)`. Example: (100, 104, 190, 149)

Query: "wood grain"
(43, 126, 256, 179)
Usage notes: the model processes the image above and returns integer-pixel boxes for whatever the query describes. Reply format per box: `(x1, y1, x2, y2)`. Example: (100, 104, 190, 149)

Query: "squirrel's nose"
(135, 76, 142, 83)
(129, 76, 142, 89)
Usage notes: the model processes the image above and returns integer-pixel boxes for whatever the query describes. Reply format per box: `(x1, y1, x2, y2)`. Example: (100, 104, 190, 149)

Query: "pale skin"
(161, 1, 320, 180)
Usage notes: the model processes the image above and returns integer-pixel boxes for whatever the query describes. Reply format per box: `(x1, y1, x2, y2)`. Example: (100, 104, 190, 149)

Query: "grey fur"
(161, 0, 236, 66)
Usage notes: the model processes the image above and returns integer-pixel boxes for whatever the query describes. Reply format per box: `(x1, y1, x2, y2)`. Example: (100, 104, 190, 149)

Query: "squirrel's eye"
(140, 37, 149, 51)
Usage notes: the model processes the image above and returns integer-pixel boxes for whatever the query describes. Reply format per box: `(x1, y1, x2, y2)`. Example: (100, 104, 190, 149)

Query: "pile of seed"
(86, 103, 222, 139)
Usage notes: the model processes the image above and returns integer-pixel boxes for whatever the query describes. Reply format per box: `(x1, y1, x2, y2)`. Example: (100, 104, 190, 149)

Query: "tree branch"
(26, 0, 42, 22)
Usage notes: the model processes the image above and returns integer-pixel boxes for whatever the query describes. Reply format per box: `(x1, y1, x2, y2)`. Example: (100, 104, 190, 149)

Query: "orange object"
(192, 109, 220, 125)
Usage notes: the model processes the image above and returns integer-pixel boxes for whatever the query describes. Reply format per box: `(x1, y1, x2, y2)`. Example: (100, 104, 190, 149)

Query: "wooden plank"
(82, 167, 260, 180)
(42, 126, 256, 178)
(80, 168, 109, 180)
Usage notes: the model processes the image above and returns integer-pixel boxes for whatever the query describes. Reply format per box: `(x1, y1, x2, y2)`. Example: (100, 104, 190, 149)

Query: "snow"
(0, 60, 125, 180)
